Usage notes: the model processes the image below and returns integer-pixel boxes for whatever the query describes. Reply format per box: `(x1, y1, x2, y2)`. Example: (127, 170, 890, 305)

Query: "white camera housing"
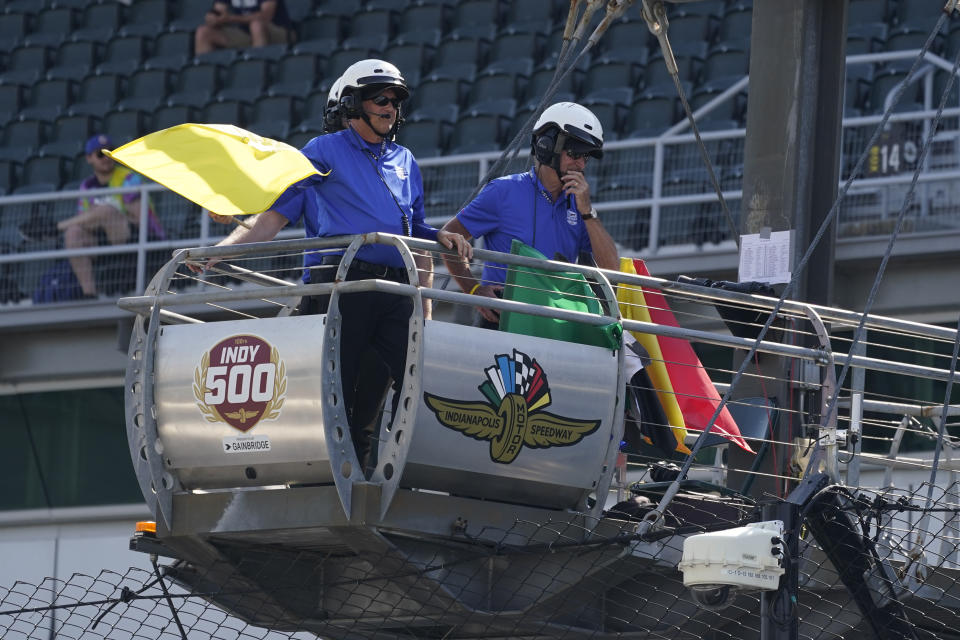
(679, 520, 785, 607)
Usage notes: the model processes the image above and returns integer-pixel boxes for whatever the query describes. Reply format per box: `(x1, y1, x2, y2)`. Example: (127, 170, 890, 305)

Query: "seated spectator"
(57, 134, 165, 298)
(195, 0, 293, 55)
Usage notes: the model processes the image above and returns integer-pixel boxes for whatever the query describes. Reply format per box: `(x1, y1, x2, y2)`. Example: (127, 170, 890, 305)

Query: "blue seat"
(467, 70, 519, 104)
(218, 59, 270, 103)
(436, 33, 489, 69)
(0, 13, 28, 50)
(75, 2, 123, 41)
(20, 156, 64, 190)
(489, 30, 542, 64)
(452, 0, 500, 32)
(298, 15, 343, 43)
(22, 79, 76, 122)
(202, 100, 248, 127)
(47, 40, 101, 81)
(717, 2, 752, 42)
(848, 0, 890, 23)
(626, 91, 677, 138)
(120, 0, 169, 37)
(103, 109, 150, 146)
(153, 105, 197, 131)
(145, 31, 193, 71)
(2, 45, 51, 86)
(397, 119, 447, 159)
(448, 112, 504, 154)
(398, 4, 448, 36)
(0, 86, 22, 125)
(348, 8, 395, 40)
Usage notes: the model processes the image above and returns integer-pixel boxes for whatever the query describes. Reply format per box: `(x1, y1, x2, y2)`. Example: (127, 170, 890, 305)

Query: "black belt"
(319, 255, 408, 283)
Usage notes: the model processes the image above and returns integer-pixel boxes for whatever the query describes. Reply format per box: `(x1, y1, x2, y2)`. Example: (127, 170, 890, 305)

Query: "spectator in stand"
(57, 134, 165, 298)
(195, 0, 293, 55)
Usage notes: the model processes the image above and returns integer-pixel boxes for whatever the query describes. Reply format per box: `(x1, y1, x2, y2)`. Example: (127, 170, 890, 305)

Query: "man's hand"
(472, 284, 503, 324)
(561, 170, 592, 216)
(437, 229, 472, 259)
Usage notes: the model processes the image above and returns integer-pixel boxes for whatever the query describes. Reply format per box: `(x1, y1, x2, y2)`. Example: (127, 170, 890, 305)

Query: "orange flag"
(633, 259, 753, 453)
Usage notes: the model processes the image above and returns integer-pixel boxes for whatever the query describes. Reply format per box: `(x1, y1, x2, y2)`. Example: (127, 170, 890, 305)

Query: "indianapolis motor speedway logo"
(423, 350, 600, 464)
(193, 334, 287, 432)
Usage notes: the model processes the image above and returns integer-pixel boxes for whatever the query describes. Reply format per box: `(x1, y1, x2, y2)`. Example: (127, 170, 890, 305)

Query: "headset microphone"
(365, 111, 392, 120)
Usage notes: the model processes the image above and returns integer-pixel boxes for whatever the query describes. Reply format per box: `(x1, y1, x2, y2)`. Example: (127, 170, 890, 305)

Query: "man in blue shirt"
(204, 59, 470, 472)
(441, 102, 619, 328)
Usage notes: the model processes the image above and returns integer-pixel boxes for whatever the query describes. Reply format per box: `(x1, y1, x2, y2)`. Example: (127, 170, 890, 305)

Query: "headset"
(532, 126, 566, 173)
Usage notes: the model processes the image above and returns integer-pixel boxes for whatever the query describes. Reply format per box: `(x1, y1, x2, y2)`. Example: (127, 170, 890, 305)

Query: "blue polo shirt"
(274, 127, 437, 277)
(457, 168, 593, 286)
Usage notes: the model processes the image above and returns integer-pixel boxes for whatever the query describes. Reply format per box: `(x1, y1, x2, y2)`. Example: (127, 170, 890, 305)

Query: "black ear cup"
(533, 130, 557, 165)
(339, 93, 361, 120)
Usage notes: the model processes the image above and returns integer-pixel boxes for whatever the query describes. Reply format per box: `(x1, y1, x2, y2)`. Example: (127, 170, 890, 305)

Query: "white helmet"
(533, 102, 604, 161)
(323, 75, 346, 133)
(339, 58, 409, 103)
(326, 75, 345, 108)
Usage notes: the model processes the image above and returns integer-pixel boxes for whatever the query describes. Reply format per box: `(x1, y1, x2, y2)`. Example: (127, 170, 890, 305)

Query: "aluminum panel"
(155, 316, 331, 489)
(406, 321, 620, 508)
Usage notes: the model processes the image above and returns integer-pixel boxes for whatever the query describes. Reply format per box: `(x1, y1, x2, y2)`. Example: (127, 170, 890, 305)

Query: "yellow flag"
(105, 124, 327, 217)
(617, 257, 691, 454)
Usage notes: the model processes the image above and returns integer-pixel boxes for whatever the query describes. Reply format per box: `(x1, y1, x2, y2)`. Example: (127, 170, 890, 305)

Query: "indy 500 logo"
(193, 335, 287, 432)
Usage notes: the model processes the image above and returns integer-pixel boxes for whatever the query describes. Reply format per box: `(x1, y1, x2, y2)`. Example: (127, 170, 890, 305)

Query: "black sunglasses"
(369, 94, 403, 108)
(565, 148, 591, 160)
(95, 149, 109, 158)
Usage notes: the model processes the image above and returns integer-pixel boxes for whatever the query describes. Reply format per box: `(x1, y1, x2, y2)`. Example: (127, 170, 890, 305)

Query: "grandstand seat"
(316, 0, 363, 16)
(408, 103, 459, 124)
(462, 97, 516, 119)
(67, 73, 120, 117)
(410, 76, 467, 113)
(248, 96, 297, 138)
(579, 100, 622, 141)
(397, 119, 447, 158)
(896, 0, 946, 27)
(342, 34, 390, 54)
(40, 114, 96, 158)
(448, 112, 504, 154)
(489, 30, 542, 64)
(385, 43, 434, 85)
(0, 86, 22, 126)
(103, 109, 149, 146)
(21, 79, 76, 123)
(2, 45, 51, 86)
(452, 0, 501, 32)
(600, 20, 653, 60)
(703, 42, 750, 80)
(348, 8, 396, 40)
(646, 43, 706, 88)
(47, 41, 101, 82)
(468, 71, 519, 104)
(217, 59, 270, 103)
(298, 15, 343, 44)
(626, 91, 677, 138)
(241, 43, 290, 62)
(391, 28, 443, 47)
(145, 31, 193, 72)
(19, 156, 64, 191)
(327, 50, 379, 79)
(194, 49, 240, 67)
(868, 60, 921, 112)
(436, 33, 490, 69)
(25, 7, 76, 47)
(367, 0, 409, 10)
(74, 2, 124, 42)
(582, 59, 640, 96)
(847, 23, 888, 55)
(97, 35, 148, 75)
(284, 0, 315, 23)
(118, 69, 170, 112)
(690, 75, 746, 123)
(398, 4, 448, 37)
(153, 105, 197, 131)
(848, 0, 889, 24)
(120, 0, 169, 37)
(167, 64, 220, 108)
(0, 13, 28, 51)
(523, 60, 580, 103)
(154, 190, 201, 241)
(300, 89, 330, 124)
(886, 24, 940, 53)
(202, 100, 248, 127)
(717, 2, 752, 43)
(170, 0, 212, 32)
(287, 125, 323, 150)
(505, 1, 555, 33)
(268, 53, 321, 98)
(663, 8, 718, 44)
(0, 120, 48, 162)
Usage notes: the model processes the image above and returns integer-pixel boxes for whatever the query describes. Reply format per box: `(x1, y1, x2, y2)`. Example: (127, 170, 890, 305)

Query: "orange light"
(135, 521, 157, 534)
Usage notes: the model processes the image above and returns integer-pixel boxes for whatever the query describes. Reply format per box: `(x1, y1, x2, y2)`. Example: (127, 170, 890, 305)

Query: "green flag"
(500, 240, 622, 350)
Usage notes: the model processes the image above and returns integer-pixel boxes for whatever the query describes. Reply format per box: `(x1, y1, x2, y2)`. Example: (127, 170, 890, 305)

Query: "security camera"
(679, 520, 786, 610)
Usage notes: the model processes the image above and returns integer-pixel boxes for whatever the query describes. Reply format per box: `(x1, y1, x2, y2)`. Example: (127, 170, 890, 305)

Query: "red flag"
(633, 259, 753, 453)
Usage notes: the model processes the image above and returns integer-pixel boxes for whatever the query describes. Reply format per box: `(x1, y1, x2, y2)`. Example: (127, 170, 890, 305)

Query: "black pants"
(300, 265, 412, 469)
